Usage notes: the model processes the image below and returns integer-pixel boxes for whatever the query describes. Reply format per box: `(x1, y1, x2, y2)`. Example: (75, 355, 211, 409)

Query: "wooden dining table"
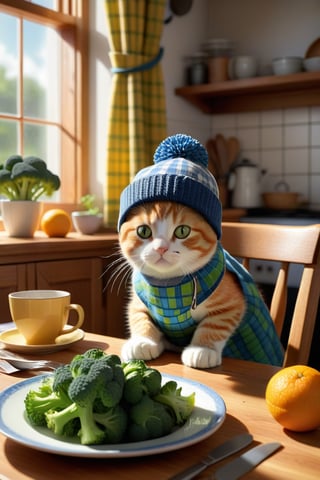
(0, 332, 319, 480)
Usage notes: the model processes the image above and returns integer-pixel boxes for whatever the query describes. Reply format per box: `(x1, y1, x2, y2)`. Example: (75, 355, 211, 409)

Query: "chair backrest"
(221, 222, 320, 367)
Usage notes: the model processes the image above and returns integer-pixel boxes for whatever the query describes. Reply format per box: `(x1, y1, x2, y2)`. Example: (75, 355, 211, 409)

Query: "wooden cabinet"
(175, 71, 320, 114)
(0, 265, 27, 323)
(0, 232, 127, 338)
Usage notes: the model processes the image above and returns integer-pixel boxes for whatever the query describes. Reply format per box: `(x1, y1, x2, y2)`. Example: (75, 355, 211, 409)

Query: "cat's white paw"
(121, 336, 165, 362)
(181, 345, 222, 369)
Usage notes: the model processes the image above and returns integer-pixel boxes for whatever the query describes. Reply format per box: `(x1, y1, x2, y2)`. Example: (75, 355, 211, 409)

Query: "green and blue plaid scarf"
(134, 242, 284, 366)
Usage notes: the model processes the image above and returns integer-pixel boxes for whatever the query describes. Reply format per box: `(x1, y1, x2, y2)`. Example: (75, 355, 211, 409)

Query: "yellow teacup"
(8, 290, 84, 345)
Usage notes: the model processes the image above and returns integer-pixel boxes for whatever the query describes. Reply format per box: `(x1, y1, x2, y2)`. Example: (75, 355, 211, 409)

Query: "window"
(0, 0, 89, 203)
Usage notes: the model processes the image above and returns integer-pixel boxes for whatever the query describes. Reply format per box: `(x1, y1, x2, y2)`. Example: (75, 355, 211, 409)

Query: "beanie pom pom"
(154, 134, 208, 168)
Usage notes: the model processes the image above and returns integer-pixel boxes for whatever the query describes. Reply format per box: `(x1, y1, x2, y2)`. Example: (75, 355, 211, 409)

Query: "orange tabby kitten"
(119, 201, 283, 369)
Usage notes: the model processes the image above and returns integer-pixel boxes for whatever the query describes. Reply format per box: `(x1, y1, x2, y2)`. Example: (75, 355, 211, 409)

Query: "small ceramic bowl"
(303, 56, 320, 72)
(272, 57, 302, 75)
(71, 212, 103, 235)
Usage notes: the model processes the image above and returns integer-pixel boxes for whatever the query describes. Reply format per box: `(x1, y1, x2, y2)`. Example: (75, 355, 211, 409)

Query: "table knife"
(169, 433, 253, 480)
(213, 442, 282, 480)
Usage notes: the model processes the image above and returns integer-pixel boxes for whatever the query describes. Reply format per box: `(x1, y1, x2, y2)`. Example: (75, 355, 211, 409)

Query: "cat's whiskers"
(101, 252, 132, 293)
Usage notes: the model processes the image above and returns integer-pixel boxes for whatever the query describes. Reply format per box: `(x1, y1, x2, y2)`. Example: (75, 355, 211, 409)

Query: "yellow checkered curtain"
(104, 0, 167, 227)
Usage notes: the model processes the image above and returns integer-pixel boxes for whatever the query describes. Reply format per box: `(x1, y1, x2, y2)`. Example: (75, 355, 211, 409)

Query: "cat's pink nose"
(156, 246, 168, 255)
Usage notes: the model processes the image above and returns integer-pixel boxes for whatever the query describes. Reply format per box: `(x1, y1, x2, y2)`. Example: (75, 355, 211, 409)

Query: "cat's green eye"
(137, 225, 152, 239)
(174, 225, 191, 239)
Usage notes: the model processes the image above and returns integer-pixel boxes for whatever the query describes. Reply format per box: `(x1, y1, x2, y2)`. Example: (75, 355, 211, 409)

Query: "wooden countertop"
(0, 231, 119, 264)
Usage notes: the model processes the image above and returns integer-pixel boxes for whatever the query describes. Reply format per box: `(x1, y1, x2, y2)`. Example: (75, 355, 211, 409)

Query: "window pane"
(23, 20, 60, 121)
(24, 122, 61, 200)
(29, 0, 57, 10)
(0, 13, 18, 115)
(0, 119, 18, 165)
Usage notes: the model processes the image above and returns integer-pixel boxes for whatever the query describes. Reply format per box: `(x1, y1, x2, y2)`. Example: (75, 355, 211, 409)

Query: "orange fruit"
(265, 365, 320, 432)
(41, 209, 71, 237)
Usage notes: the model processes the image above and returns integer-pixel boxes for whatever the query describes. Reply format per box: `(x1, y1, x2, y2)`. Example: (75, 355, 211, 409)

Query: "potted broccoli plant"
(71, 194, 103, 235)
(0, 154, 60, 237)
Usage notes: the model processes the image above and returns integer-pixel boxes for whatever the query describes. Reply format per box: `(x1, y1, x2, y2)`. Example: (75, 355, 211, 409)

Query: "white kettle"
(229, 159, 263, 208)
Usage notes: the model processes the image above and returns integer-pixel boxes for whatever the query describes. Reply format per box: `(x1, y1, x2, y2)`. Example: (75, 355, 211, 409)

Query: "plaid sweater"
(133, 242, 284, 366)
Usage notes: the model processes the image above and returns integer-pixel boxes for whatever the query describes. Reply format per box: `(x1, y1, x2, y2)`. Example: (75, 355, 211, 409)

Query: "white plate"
(0, 374, 226, 458)
(0, 328, 85, 354)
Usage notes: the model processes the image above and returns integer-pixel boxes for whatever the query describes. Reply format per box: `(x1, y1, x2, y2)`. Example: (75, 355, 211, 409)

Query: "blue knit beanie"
(118, 134, 222, 238)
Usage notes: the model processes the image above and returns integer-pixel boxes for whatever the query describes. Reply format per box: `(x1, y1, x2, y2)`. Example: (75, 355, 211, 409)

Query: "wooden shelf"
(175, 71, 320, 114)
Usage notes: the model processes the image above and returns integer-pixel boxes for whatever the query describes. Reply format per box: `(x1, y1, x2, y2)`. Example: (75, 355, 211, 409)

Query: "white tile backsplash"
(284, 148, 309, 174)
(236, 112, 260, 128)
(212, 113, 236, 129)
(311, 124, 320, 147)
(211, 106, 320, 203)
(310, 175, 320, 205)
(261, 150, 283, 175)
(261, 126, 282, 149)
(284, 107, 309, 124)
(238, 127, 260, 150)
(311, 106, 320, 123)
(285, 175, 309, 199)
(284, 125, 309, 148)
(311, 148, 320, 173)
(261, 110, 283, 126)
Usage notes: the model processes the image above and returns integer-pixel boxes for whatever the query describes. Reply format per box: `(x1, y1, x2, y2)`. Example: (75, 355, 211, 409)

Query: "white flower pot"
(71, 212, 103, 235)
(1, 200, 43, 237)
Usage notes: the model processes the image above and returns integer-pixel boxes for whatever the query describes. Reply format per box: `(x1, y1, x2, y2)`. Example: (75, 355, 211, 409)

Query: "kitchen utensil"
(229, 158, 263, 208)
(169, 433, 253, 480)
(227, 136, 240, 169)
(211, 442, 282, 480)
(0, 350, 62, 371)
(0, 359, 19, 374)
(1, 357, 62, 371)
(215, 134, 229, 176)
(206, 139, 220, 177)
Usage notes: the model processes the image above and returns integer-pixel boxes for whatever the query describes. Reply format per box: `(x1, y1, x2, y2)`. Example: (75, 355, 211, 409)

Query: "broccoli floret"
(0, 154, 60, 200)
(52, 364, 73, 396)
(24, 376, 72, 427)
(70, 353, 124, 408)
(122, 360, 162, 404)
(0, 168, 20, 199)
(154, 381, 195, 425)
(4, 154, 23, 171)
(45, 351, 125, 445)
(127, 395, 175, 442)
(46, 402, 105, 445)
(93, 405, 128, 443)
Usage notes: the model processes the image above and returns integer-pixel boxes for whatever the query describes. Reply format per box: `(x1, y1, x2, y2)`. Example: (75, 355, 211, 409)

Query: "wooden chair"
(221, 222, 320, 367)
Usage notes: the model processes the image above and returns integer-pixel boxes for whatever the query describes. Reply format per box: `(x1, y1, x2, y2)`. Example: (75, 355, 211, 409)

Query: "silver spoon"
(0, 351, 62, 371)
(2, 358, 62, 371)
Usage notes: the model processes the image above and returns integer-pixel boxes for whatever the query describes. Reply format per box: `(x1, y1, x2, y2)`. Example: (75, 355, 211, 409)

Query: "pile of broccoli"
(24, 349, 195, 445)
(0, 154, 60, 201)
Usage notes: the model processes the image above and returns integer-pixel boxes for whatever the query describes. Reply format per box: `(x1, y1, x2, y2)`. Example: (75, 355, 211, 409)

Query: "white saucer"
(0, 327, 85, 354)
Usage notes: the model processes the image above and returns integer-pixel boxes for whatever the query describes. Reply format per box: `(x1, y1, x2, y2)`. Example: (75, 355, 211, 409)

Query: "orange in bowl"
(41, 209, 72, 237)
(265, 365, 320, 432)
